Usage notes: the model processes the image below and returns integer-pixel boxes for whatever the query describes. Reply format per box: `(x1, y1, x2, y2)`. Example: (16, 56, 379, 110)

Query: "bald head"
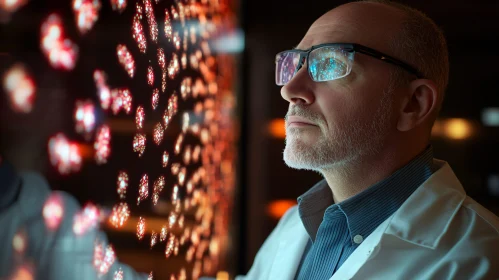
(299, 0, 449, 118)
(302, 2, 406, 55)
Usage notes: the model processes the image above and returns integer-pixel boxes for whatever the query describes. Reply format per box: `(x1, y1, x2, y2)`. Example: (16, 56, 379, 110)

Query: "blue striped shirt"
(294, 146, 435, 280)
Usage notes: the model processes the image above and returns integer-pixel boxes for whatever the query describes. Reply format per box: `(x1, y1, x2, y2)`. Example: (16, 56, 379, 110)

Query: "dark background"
(1, 0, 499, 278)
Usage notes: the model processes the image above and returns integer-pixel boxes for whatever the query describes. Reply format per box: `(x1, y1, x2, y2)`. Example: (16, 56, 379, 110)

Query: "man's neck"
(321, 143, 427, 204)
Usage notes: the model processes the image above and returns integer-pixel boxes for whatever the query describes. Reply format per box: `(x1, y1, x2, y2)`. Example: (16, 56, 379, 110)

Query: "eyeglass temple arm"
(352, 44, 424, 78)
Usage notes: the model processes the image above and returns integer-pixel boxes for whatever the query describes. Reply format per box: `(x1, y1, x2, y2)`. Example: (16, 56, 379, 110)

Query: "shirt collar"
(297, 145, 434, 244)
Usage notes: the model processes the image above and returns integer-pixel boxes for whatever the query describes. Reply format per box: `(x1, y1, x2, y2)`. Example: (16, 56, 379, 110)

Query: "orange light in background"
(431, 118, 474, 140)
(216, 271, 229, 280)
(267, 199, 296, 219)
(444, 118, 473, 140)
(268, 118, 285, 139)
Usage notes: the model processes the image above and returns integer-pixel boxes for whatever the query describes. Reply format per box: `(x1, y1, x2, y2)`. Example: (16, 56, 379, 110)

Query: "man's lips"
(286, 116, 317, 127)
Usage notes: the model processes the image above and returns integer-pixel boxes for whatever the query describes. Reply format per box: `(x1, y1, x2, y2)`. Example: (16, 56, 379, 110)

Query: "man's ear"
(397, 79, 438, 132)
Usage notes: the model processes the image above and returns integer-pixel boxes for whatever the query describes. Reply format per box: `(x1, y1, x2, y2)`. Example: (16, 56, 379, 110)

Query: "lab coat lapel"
(329, 214, 394, 280)
(268, 215, 309, 280)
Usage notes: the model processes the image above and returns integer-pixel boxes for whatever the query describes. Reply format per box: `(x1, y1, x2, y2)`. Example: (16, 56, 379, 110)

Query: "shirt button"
(353, 234, 364, 244)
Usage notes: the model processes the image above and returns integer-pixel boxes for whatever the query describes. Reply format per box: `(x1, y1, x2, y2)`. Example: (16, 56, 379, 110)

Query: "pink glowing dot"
(109, 202, 130, 228)
(181, 53, 187, 69)
(94, 125, 111, 165)
(171, 6, 178, 19)
(165, 234, 175, 258)
(152, 175, 165, 205)
(167, 53, 179, 79)
(120, 88, 132, 114)
(0, 0, 28, 13)
(180, 77, 192, 100)
(93, 70, 111, 110)
(73, 202, 101, 236)
(76, 100, 97, 129)
(147, 65, 154, 86)
(171, 185, 180, 205)
(157, 48, 166, 70)
(168, 211, 178, 229)
(3, 64, 36, 113)
(178, 167, 186, 186)
(40, 14, 78, 70)
(132, 5, 147, 53)
(133, 133, 146, 157)
(161, 69, 167, 93)
(137, 174, 149, 205)
(150, 231, 158, 248)
(148, 272, 154, 280)
(143, 0, 158, 43)
(113, 267, 124, 280)
(116, 44, 135, 78)
(137, 217, 146, 240)
(160, 225, 168, 242)
(174, 134, 184, 155)
(151, 88, 160, 110)
(162, 107, 171, 129)
(93, 242, 116, 276)
(171, 163, 180, 175)
(72, 0, 101, 34)
(110, 0, 127, 13)
(173, 32, 181, 50)
(164, 9, 172, 41)
(43, 194, 64, 231)
(117, 171, 129, 199)
(162, 151, 169, 168)
(135, 106, 145, 130)
(48, 133, 82, 174)
(153, 122, 164, 145)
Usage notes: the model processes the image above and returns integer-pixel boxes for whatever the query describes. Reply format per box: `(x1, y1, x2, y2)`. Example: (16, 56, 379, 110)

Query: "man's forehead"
(297, 2, 405, 52)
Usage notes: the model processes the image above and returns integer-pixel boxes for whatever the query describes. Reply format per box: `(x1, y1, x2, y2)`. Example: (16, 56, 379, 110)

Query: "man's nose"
(280, 63, 315, 105)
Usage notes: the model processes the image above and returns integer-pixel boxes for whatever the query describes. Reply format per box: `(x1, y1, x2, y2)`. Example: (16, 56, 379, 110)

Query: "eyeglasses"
(275, 43, 423, 86)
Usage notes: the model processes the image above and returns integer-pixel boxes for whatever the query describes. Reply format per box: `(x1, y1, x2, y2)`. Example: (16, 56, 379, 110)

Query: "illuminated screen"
(1, 0, 239, 279)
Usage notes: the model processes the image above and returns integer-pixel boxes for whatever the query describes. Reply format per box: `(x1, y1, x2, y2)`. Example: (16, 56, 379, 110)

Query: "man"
(0, 159, 148, 280)
(238, 1, 499, 279)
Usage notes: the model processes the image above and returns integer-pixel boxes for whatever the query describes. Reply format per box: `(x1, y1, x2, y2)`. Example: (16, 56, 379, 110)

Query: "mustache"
(285, 105, 323, 124)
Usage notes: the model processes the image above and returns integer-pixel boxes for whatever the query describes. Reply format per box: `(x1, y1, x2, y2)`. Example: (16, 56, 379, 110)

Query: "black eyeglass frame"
(276, 43, 424, 84)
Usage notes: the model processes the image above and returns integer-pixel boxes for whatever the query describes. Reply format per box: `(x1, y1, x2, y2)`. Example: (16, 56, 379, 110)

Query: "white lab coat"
(237, 159, 499, 280)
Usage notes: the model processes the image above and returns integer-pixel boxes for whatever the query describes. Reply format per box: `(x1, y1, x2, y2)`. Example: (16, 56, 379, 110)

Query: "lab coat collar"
(268, 211, 309, 280)
(385, 159, 466, 249)
(330, 159, 466, 280)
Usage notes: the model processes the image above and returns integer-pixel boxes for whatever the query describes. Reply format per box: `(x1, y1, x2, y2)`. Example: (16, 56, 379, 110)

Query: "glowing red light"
(43, 193, 64, 230)
(74, 100, 96, 136)
(135, 106, 145, 130)
(94, 124, 111, 164)
(143, 0, 158, 43)
(132, 3, 147, 53)
(137, 174, 149, 205)
(137, 216, 146, 240)
(40, 14, 79, 70)
(133, 133, 146, 157)
(48, 133, 82, 174)
(72, 0, 101, 34)
(109, 202, 130, 228)
(117, 44, 135, 78)
(3, 63, 36, 113)
(93, 242, 116, 276)
(152, 175, 165, 205)
(73, 202, 101, 235)
(153, 122, 164, 145)
(93, 70, 112, 110)
(152, 88, 159, 110)
(147, 65, 154, 86)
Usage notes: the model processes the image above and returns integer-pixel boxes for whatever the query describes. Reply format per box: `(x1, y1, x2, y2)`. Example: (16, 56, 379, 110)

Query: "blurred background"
(1, 0, 499, 279)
